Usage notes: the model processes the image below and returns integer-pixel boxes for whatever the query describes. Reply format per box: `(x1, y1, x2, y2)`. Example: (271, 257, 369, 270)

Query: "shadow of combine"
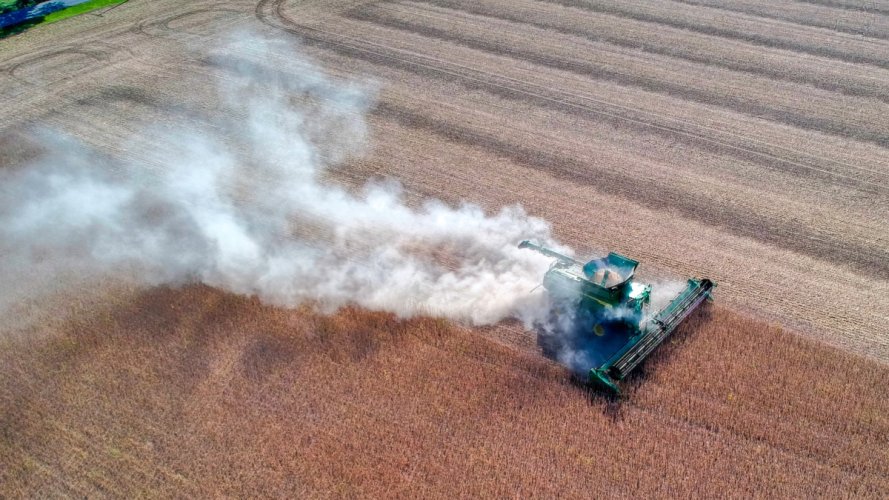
(536, 301, 715, 419)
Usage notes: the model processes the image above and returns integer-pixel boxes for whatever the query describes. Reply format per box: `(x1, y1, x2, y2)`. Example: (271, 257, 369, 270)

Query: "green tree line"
(0, 1, 48, 16)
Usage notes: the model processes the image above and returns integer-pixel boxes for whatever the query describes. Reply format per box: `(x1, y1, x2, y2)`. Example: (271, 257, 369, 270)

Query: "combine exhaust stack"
(519, 240, 715, 393)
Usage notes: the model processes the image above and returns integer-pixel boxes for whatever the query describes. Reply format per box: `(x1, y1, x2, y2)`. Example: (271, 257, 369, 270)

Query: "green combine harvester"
(519, 240, 714, 393)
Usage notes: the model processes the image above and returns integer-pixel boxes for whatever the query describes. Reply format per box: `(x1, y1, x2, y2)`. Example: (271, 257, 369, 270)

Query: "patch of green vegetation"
(43, 0, 126, 23)
(1, 0, 125, 38)
(0, 1, 42, 16)
(0, 15, 42, 37)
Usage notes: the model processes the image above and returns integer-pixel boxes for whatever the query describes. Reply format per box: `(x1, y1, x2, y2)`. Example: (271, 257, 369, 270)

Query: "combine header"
(519, 240, 714, 393)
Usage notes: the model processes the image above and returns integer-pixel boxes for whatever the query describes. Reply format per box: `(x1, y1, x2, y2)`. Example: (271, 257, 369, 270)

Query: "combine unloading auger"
(519, 240, 715, 393)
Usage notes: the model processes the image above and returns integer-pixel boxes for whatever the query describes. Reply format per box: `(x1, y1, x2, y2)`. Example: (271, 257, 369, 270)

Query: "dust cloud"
(0, 32, 561, 327)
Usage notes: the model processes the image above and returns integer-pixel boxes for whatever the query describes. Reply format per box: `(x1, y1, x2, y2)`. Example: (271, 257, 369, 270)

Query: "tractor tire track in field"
(133, 6, 245, 38)
(411, 0, 889, 104)
(800, 0, 889, 16)
(544, 0, 889, 70)
(672, 0, 889, 40)
(0, 41, 136, 103)
(346, 3, 889, 148)
(2, 47, 110, 87)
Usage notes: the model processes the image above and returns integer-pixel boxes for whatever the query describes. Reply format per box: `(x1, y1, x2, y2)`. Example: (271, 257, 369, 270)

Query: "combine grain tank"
(519, 240, 714, 393)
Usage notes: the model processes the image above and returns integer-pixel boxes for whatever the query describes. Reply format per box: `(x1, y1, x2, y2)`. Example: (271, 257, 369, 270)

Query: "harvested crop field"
(1, 0, 889, 496)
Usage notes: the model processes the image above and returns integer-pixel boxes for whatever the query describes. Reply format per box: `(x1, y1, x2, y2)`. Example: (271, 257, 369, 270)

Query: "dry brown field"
(2, 0, 889, 496)
(2, 285, 888, 497)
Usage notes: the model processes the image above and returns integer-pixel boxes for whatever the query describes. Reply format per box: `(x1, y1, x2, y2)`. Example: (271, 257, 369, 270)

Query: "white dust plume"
(0, 32, 562, 327)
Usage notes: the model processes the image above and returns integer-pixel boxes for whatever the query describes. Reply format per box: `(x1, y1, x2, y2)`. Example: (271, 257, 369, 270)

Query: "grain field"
(2, 286, 888, 497)
(1, 0, 888, 496)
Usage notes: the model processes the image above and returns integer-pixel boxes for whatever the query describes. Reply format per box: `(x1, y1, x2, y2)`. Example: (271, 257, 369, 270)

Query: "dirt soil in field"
(1, 0, 889, 496)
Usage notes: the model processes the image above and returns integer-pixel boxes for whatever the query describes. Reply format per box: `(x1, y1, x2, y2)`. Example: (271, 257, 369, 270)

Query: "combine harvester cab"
(519, 240, 715, 393)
